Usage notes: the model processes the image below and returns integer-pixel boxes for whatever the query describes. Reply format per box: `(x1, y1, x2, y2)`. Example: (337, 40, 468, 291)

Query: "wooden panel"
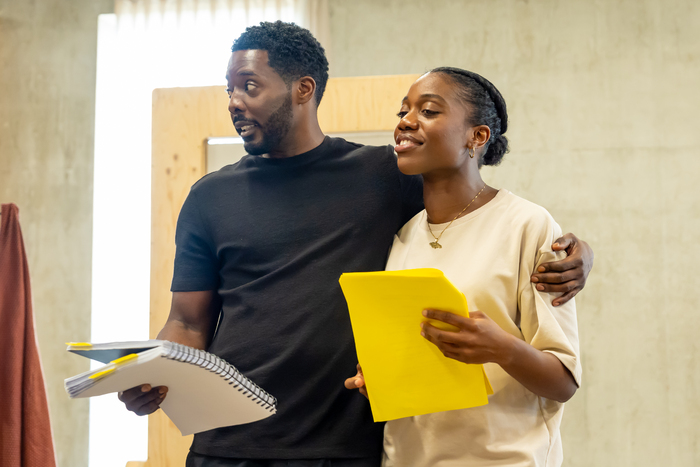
(318, 75, 419, 132)
(146, 86, 233, 467)
(144, 75, 419, 467)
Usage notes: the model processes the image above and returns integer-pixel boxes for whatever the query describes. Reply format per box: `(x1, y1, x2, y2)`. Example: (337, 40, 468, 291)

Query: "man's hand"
(118, 384, 168, 416)
(344, 363, 368, 399)
(531, 232, 594, 306)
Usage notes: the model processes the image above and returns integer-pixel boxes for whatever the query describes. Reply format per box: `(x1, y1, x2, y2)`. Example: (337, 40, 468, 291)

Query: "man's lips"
(394, 134, 423, 153)
(234, 119, 258, 138)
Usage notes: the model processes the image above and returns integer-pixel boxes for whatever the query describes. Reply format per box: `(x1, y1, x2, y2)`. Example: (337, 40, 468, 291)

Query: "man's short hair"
(232, 21, 329, 105)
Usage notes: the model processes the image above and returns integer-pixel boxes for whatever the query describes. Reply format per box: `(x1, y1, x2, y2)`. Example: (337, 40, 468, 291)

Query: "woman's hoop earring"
(469, 147, 475, 158)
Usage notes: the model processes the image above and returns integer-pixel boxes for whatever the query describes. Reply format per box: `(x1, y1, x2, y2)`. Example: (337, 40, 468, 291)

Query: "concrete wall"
(0, 1, 112, 466)
(2, 1, 699, 465)
(330, 0, 700, 466)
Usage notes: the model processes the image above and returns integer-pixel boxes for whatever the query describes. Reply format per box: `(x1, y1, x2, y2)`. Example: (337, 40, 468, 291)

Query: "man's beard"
(243, 92, 293, 156)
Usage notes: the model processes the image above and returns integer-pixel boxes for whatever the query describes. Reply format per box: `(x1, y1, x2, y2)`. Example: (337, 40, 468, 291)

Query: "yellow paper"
(340, 268, 493, 422)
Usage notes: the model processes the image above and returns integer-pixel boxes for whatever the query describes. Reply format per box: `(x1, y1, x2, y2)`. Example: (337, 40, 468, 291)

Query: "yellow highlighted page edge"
(111, 353, 138, 365)
(89, 368, 116, 380)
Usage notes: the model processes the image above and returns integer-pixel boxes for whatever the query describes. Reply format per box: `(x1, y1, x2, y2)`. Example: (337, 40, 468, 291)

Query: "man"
(119, 21, 594, 467)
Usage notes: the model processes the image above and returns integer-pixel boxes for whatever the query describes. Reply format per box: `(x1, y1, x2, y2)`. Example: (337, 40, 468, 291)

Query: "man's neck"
(265, 121, 325, 159)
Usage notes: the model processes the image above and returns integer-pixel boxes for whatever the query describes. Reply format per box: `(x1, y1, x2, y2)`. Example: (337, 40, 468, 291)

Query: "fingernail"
(420, 331, 425, 337)
(553, 301, 560, 307)
(420, 322, 424, 328)
(536, 284, 544, 291)
(158, 387, 167, 394)
(537, 266, 545, 273)
(355, 379, 362, 387)
(141, 385, 151, 392)
(531, 276, 538, 282)
(553, 243, 560, 248)
(422, 310, 428, 316)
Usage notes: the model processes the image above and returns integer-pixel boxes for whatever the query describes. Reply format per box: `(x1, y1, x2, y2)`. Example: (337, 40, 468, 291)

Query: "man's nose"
(228, 91, 245, 113)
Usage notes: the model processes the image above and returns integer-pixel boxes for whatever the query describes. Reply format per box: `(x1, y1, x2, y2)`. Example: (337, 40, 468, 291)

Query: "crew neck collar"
(248, 136, 331, 167)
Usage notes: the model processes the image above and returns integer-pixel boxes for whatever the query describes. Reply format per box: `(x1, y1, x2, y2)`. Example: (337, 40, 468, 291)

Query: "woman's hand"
(422, 308, 577, 402)
(530, 232, 594, 306)
(344, 363, 368, 398)
(420, 309, 514, 366)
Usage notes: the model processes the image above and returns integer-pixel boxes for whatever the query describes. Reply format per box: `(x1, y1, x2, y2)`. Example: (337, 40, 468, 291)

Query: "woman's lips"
(394, 138, 422, 153)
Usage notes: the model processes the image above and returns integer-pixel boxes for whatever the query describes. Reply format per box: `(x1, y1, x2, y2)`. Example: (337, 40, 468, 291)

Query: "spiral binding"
(162, 342, 277, 413)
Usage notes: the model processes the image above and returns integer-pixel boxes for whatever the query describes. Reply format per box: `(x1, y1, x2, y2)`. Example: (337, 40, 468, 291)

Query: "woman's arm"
(420, 309, 578, 403)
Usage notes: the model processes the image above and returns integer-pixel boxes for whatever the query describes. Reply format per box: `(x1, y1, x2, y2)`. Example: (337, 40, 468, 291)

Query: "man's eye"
(396, 111, 408, 118)
(245, 82, 256, 91)
(422, 109, 439, 116)
(226, 89, 233, 98)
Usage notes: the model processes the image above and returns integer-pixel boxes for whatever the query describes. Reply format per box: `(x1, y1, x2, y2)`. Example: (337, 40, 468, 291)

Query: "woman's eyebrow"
(401, 93, 447, 105)
(419, 93, 447, 103)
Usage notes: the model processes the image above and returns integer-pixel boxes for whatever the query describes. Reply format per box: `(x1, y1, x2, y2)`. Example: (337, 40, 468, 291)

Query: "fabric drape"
(0, 204, 56, 467)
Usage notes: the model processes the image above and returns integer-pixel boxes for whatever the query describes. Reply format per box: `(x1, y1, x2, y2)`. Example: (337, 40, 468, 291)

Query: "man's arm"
(156, 290, 220, 348)
(117, 290, 220, 415)
(530, 232, 594, 306)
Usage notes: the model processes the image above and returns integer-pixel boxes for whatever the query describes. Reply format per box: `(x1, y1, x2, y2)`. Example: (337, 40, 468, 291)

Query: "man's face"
(226, 50, 293, 155)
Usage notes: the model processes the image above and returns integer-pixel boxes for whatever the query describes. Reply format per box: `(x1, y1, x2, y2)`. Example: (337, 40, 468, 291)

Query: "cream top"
(383, 189, 581, 467)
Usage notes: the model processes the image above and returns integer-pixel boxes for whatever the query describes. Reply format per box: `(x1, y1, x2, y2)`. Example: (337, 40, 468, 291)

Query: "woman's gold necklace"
(427, 184, 486, 249)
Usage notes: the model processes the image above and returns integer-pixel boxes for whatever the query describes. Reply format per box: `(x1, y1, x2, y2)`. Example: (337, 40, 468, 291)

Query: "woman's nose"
(399, 112, 418, 130)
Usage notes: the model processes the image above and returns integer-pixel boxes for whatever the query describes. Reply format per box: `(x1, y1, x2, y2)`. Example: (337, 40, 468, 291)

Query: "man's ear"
(294, 76, 317, 105)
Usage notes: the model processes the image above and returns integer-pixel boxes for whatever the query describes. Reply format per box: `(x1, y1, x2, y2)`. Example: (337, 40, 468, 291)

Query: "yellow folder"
(340, 268, 493, 422)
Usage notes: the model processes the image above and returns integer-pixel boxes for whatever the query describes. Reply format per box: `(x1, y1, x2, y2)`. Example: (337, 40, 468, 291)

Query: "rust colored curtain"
(0, 204, 57, 467)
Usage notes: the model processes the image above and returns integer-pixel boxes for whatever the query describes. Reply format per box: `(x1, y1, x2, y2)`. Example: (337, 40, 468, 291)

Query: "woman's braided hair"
(430, 67, 509, 167)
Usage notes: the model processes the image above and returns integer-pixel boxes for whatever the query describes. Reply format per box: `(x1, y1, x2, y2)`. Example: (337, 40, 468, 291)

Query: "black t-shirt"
(171, 136, 423, 459)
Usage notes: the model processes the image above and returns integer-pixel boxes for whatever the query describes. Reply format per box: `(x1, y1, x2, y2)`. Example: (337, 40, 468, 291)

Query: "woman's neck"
(423, 171, 497, 224)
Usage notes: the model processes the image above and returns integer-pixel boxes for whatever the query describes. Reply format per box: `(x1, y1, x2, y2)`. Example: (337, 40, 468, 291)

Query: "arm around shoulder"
(531, 232, 594, 306)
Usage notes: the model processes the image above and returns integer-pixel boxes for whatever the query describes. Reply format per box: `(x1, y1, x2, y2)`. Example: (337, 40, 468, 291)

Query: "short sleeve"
(170, 189, 219, 292)
(517, 214, 582, 387)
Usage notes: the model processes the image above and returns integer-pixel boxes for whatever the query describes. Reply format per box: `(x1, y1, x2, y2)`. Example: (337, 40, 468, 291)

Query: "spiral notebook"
(64, 340, 276, 435)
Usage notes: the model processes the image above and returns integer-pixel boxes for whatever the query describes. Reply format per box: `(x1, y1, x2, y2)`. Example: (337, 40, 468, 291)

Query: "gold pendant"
(429, 241, 442, 249)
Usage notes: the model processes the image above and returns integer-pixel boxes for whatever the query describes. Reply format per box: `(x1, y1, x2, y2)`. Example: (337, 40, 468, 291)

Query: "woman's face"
(394, 72, 474, 177)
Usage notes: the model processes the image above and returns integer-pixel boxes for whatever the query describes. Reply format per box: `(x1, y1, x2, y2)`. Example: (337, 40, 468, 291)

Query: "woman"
(347, 67, 581, 466)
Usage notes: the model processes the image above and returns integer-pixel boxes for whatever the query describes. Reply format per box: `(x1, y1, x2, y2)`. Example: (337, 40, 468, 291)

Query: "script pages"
(340, 268, 493, 422)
